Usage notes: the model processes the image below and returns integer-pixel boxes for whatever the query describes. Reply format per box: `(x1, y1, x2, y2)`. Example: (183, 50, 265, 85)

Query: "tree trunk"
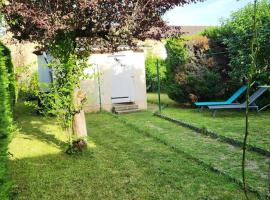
(72, 89, 88, 138)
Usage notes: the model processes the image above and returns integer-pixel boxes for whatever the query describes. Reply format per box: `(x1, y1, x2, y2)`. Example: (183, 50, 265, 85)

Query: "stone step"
(113, 104, 139, 112)
(115, 109, 140, 114)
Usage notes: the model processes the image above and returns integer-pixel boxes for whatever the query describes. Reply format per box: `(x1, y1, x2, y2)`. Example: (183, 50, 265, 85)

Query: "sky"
(165, 0, 255, 26)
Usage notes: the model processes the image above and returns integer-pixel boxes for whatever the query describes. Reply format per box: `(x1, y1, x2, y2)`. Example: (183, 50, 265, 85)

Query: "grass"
(121, 112, 270, 197)
(162, 108, 270, 153)
(148, 92, 270, 153)
(0, 135, 11, 200)
(8, 103, 259, 199)
(147, 92, 182, 107)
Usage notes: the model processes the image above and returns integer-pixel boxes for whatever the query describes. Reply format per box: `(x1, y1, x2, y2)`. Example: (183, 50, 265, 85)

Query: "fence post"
(97, 65, 102, 112)
(156, 59, 161, 113)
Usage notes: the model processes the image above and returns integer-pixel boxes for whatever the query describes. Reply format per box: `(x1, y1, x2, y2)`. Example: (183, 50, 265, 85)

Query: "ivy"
(38, 32, 90, 147)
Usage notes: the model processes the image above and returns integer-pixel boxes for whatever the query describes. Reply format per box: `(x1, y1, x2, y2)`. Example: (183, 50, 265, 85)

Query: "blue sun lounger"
(194, 85, 247, 109)
(208, 86, 269, 116)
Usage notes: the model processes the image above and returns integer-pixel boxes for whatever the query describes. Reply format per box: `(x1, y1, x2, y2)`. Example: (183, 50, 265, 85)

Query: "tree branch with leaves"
(1, 0, 203, 151)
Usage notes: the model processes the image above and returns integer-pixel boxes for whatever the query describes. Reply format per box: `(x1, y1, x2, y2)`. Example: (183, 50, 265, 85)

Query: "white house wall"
(81, 51, 147, 112)
(37, 51, 147, 112)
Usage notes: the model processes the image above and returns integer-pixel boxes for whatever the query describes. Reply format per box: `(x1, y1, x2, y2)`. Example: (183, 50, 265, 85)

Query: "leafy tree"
(1, 0, 202, 147)
(204, 0, 270, 86)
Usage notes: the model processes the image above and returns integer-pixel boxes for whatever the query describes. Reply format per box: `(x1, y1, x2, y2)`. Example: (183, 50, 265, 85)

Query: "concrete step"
(112, 103, 140, 114)
(115, 109, 140, 114)
(113, 104, 139, 112)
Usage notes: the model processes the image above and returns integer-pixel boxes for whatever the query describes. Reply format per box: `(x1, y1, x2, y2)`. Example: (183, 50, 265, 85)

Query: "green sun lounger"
(194, 85, 247, 108)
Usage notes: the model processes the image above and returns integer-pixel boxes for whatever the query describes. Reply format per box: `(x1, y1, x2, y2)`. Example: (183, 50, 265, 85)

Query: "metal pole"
(97, 65, 102, 112)
(156, 59, 161, 113)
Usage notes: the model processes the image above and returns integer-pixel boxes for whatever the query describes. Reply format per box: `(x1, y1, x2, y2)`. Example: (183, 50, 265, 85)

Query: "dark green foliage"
(165, 1, 270, 104)
(0, 42, 16, 108)
(145, 54, 166, 92)
(222, 0, 270, 84)
(187, 71, 223, 101)
(165, 36, 225, 103)
(0, 43, 13, 199)
(202, 0, 270, 105)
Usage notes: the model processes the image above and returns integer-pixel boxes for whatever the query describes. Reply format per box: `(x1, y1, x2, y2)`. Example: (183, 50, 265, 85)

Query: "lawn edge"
(154, 112, 270, 158)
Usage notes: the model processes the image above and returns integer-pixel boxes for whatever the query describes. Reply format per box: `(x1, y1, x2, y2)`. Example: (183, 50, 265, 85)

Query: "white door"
(111, 56, 135, 104)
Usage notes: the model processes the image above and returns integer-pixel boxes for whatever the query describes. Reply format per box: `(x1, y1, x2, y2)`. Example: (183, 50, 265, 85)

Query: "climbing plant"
(2, 0, 202, 149)
(37, 32, 89, 147)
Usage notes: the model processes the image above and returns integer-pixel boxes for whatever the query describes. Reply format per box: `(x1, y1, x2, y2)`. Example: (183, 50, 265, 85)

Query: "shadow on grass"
(14, 102, 67, 150)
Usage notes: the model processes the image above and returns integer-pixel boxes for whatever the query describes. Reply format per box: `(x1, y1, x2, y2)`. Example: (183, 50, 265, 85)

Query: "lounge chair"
(194, 85, 247, 110)
(208, 86, 269, 116)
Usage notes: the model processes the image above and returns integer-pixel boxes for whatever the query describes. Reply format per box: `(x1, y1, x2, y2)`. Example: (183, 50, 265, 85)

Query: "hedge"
(165, 0, 270, 104)
(145, 53, 166, 92)
(0, 43, 14, 200)
(165, 36, 229, 103)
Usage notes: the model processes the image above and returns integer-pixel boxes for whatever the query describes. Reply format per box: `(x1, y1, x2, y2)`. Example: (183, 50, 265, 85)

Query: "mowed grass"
(121, 112, 270, 197)
(162, 108, 270, 152)
(148, 92, 270, 152)
(8, 104, 258, 199)
(147, 92, 182, 107)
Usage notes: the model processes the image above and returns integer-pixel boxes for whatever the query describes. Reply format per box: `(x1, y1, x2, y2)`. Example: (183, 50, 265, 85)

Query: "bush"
(145, 54, 166, 92)
(0, 42, 16, 108)
(202, 0, 270, 106)
(166, 1, 270, 105)
(222, 0, 270, 85)
(18, 71, 39, 101)
(0, 43, 14, 199)
(165, 36, 226, 103)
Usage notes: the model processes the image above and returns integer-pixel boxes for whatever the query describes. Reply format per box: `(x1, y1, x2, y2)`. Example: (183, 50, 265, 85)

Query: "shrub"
(202, 0, 270, 106)
(0, 43, 13, 200)
(145, 54, 166, 92)
(18, 71, 40, 101)
(165, 36, 226, 103)
(0, 42, 16, 108)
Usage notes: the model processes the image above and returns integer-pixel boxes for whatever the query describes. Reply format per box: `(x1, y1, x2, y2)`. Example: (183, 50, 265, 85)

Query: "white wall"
(37, 51, 148, 112)
(81, 51, 147, 112)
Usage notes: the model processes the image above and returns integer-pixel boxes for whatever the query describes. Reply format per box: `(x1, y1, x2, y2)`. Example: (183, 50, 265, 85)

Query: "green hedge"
(0, 43, 14, 200)
(145, 54, 166, 92)
(165, 36, 227, 103)
(165, 1, 270, 104)
(202, 0, 270, 105)
(0, 42, 16, 108)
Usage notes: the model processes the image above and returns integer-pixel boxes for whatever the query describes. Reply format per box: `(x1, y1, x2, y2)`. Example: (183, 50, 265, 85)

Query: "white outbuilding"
(37, 51, 147, 113)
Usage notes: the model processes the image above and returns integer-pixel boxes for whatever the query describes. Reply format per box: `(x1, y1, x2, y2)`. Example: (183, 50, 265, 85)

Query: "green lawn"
(148, 93, 270, 153)
(161, 108, 270, 153)
(147, 92, 182, 107)
(121, 112, 270, 197)
(8, 103, 260, 199)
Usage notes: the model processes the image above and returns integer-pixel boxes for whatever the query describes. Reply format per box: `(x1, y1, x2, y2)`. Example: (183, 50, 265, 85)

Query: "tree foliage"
(165, 36, 225, 103)
(1, 0, 203, 146)
(203, 0, 270, 86)
(166, 0, 270, 104)
(2, 0, 203, 51)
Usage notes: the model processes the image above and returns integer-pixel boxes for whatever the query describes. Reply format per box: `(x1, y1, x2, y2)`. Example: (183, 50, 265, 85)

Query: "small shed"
(37, 51, 147, 113)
